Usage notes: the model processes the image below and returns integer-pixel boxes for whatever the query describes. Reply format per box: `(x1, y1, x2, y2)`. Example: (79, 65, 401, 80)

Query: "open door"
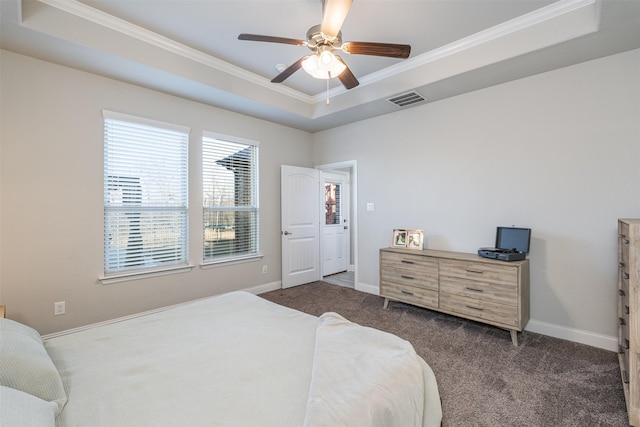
(322, 171, 349, 276)
(281, 165, 321, 288)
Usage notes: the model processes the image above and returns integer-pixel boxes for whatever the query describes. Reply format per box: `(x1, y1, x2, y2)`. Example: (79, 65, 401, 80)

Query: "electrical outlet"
(262, 265, 268, 274)
(54, 301, 66, 316)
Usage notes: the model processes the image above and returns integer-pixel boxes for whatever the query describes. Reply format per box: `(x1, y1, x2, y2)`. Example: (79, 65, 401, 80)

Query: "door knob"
(282, 231, 292, 235)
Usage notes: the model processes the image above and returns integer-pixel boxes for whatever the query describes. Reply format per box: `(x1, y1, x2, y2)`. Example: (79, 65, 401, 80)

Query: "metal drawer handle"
(625, 305, 630, 315)
(625, 338, 630, 349)
(619, 317, 626, 326)
(401, 260, 415, 264)
(624, 239, 630, 244)
(401, 290, 414, 296)
(465, 287, 484, 293)
(619, 262, 625, 267)
(465, 268, 484, 274)
(619, 289, 625, 296)
(401, 275, 414, 280)
(466, 305, 484, 311)
(624, 272, 630, 280)
(623, 371, 629, 384)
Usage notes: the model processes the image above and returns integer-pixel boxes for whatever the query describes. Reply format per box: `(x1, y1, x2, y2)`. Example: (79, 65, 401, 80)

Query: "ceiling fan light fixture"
(301, 49, 346, 79)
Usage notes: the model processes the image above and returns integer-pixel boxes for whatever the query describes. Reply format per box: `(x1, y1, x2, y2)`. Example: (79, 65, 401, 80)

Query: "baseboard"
(245, 280, 282, 295)
(355, 282, 379, 296)
(350, 282, 617, 352)
(525, 319, 618, 352)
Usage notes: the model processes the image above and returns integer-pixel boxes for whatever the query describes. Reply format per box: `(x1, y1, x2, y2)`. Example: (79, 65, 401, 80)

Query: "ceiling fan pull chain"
(326, 74, 330, 105)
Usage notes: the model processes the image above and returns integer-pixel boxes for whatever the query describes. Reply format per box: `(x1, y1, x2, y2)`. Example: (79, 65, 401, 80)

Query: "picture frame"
(407, 230, 424, 250)
(392, 229, 424, 250)
(392, 229, 408, 248)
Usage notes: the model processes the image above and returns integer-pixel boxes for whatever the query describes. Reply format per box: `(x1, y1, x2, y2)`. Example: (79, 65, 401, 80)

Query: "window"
(103, 111, 189, 277)
(325, 183, 342, 225)
(202, 133, 259, 263)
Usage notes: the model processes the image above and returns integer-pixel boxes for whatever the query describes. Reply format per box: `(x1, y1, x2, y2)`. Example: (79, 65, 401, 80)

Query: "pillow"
(0, 318, 67, 415)
(0, 385, 57, 427)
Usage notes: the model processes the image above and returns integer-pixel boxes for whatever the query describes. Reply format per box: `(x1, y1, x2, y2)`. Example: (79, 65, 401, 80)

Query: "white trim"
(36, 0, 313, 104)
(200, 253, 264, 269)
(102, 109, 190, 134)
(525, 319, 617, 351)
(202, 131, 260, 147)
(100, 264, 194, 285)
(42, 281, 282, 341)
(355, 282, 379, 296)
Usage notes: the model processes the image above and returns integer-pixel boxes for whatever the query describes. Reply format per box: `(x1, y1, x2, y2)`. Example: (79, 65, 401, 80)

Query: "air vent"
(386, 91, 427, 108)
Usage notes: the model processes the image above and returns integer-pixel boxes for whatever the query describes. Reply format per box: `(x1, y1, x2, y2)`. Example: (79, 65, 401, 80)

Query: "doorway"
(318, 161, 357, 289)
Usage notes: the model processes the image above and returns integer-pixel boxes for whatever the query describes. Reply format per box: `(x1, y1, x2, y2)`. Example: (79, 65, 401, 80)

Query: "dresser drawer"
(381, 251, 438, 292)
(440, 293, 518, 328)
(381, 283, 438, 309)
(440, 276, 517, 307)
(439, 259, 518, 287)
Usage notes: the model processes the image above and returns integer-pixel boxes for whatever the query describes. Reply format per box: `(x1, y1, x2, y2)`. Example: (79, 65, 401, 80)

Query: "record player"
(478, 226, 531, 261)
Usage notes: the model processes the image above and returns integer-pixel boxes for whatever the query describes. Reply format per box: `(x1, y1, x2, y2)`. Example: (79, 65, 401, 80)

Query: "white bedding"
(43, 291, 441, 427)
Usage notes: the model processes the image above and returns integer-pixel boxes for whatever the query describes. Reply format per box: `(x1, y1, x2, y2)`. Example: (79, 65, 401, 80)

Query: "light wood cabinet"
(380, 248, 529, 346)
(618, 218, 640, 426)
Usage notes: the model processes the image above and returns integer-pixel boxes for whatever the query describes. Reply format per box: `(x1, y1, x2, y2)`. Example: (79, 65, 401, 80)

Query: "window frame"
(201, 131, 261, 267)
(101, 110, 193, 284)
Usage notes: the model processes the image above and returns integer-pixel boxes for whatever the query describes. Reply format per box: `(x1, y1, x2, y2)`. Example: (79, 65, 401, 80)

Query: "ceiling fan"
(238, 0, 411, 90)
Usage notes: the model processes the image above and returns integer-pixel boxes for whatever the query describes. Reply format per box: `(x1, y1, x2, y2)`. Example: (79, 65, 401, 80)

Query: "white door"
(322, 171, 349, 276)
(281, 165, 321, 288)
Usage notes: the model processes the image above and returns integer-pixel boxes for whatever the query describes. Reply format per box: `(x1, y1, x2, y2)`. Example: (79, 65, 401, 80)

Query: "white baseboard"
(246, 281, 282, 295)
(525, 319, 617, 351)
(351, 282, 617, 352)
(355, 282, 379, 295)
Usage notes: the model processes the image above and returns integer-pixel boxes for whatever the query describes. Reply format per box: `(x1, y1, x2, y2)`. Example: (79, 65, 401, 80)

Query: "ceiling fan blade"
(238, 34, 305, 46)
(271, 56, 309, 83)
(321, 0, 352, 39)
(335, 56, 359, 89)
(341, 41, 411, 59)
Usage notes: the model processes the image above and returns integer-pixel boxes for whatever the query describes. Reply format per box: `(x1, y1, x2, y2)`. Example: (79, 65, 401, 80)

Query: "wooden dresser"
(618, 218, 640, 426)
(380, 247, 530, 346)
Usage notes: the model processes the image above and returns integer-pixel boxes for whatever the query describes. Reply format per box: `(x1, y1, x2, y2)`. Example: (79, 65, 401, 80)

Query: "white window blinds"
(202, 133, 259, 262)
(103, 111, 189, 275)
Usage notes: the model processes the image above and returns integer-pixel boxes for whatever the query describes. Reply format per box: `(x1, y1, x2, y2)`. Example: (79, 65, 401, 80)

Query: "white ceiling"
(1, 0, 639, 132)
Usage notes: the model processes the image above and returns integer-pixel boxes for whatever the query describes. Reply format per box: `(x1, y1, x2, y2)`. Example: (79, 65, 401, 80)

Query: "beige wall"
(0, 50, 313, 334)
(313, 49, 640, 349)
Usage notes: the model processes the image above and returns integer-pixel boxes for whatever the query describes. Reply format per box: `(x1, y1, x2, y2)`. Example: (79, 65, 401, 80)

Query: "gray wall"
(0, 50, 313, 334)
(312, 48, 640, 349)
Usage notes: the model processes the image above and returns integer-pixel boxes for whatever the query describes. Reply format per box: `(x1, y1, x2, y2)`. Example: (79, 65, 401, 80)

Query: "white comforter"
(45, 291, 441, 427)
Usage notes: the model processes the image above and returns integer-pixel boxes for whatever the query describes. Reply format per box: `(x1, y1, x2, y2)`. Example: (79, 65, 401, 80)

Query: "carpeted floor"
(261, 281, 628, 427)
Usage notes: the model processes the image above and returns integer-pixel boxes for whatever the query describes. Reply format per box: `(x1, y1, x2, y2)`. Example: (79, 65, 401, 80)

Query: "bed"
(1, 291, 442, 426)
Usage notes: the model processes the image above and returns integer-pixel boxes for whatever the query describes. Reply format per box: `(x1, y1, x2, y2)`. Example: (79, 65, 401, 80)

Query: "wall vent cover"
(386, 91, 427, 108)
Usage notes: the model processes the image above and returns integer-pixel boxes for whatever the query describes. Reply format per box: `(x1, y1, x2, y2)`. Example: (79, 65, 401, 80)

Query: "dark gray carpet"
(261, 281, 628, 427)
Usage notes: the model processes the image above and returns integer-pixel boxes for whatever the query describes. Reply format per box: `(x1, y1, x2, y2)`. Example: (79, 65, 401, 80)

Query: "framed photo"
(392, 229, 408, 248)
(407, 230, 424, 250)
(392, 229, 424, 249)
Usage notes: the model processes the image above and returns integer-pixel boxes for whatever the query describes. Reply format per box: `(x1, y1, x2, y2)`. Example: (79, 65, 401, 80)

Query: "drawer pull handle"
(623, 371, 629, 384)
(465, 269, 484, 274)
(619, 262, 625, 267)
(466, 305, 484, 311)
(465, 287, 484, 293)
(624, 272, 630, 280)
(624, 239, 630, 244)
(401, 275, 414, 280)
(625, 338, 630, 349)
(619, 317, 626, 326)
(401, 290, 414, 296)
(401, 260, 415, 264)
(619, 289, 625, 296)
(625, 305, 630, 315)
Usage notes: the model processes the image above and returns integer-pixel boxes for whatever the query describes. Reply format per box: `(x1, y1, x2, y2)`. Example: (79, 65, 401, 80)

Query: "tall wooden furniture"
(380, 248, 529, 346)
(618, 218, 640, 426)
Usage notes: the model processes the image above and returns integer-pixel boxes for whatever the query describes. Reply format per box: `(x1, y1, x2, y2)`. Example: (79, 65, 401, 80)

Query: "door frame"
(316, 160, 358, 289)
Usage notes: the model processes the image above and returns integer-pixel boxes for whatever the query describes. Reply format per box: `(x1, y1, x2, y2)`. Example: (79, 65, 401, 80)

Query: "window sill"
(200, 253, 263, 269)
(100, 264, 195, 285)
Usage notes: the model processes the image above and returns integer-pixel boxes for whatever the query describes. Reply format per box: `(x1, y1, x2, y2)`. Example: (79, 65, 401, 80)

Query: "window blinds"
(103, 111, 189, 274)
(202, 133, 259, 261)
